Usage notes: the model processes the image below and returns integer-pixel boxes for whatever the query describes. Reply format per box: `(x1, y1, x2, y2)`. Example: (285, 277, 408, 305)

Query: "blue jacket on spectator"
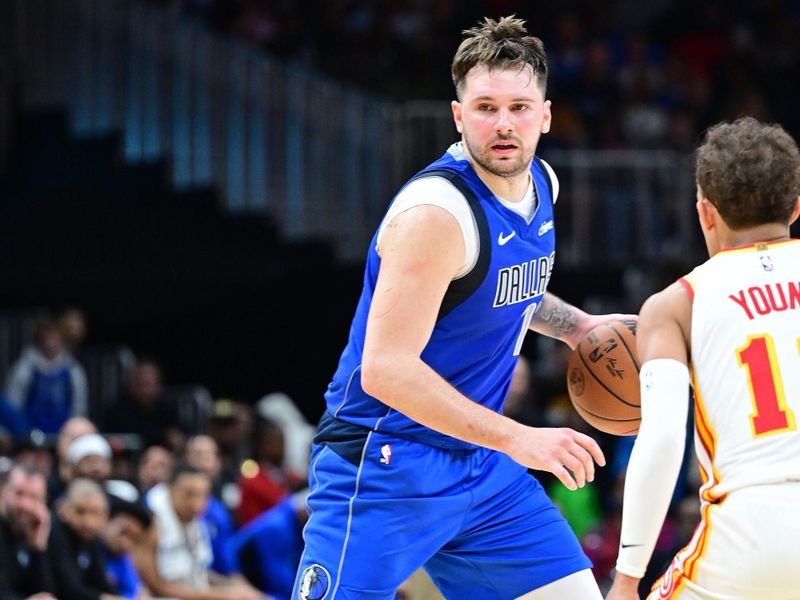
(103, 552, 142, 599)
(223, 495, 306, 600)
(0, 395, 29, 438)
(5, 347, 87, 434)
(203, 494, 235, 575)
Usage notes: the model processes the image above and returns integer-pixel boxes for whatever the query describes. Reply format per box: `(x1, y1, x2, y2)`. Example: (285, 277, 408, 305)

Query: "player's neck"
(473, 164, 531, 203)
(720, 222, 792, 249)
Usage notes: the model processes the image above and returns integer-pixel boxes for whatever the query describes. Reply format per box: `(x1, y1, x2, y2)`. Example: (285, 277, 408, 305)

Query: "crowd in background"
(152, 0, 800, 151)
(0, 306, 699, 598)
(3, 0, 764, 597)
(0, 308, 317, 599)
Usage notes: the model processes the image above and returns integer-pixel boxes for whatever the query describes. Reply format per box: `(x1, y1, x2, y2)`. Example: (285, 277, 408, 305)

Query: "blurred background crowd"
(1, 0, 798, 598)
(154, 0, 800, 150)
(0, 306, 699, 599)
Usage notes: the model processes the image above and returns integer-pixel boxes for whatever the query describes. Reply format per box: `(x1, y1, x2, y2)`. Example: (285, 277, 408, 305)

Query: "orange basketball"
(566, 318, 641, 435)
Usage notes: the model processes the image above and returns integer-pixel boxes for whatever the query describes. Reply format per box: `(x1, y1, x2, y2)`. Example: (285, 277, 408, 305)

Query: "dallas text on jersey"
(493, 252, 554, 308)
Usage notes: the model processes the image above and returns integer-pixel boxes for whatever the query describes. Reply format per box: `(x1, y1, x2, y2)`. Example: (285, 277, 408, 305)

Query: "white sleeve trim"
(539, 158, 560, 203)
(616, 358, 690, 578)
(376, 176, 479, 279)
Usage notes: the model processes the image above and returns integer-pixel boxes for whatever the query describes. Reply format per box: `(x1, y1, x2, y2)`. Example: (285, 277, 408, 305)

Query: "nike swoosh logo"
(498, 231, 516, 246)
(621, 543, 644, 549)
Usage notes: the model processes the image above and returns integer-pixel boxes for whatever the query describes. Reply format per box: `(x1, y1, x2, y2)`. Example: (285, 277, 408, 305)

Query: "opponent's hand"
(605, 572, 641, 600)
(506, 425, 605, 490)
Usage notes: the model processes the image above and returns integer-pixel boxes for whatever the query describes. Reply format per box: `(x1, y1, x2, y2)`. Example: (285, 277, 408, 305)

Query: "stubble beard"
(463, 133, 534, 178)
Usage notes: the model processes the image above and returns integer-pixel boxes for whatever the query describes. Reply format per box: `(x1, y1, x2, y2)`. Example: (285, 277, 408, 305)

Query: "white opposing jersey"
(682, 239, 800, 502)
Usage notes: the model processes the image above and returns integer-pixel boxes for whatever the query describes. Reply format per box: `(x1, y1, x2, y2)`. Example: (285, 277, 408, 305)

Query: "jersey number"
(736, 334, 798, 438)
(514, 302, 538, 356)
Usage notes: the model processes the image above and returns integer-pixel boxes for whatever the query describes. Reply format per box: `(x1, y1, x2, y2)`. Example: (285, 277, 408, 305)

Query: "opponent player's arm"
(529, 292, 632, 350)
(607, 282, 692, 599)
(361, 205, 604, 491)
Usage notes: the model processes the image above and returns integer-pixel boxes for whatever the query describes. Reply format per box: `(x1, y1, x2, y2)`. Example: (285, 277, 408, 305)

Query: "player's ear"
(451, 100, 463, 134)
(789, 196, 800, 226)
(695, 187, 716, 232)
(541, 99, 552, 134)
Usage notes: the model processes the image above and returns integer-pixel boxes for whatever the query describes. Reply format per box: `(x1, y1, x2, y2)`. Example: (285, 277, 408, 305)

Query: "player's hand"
(507, 425, 605, 490)
(569, 312, 637, 350)
(605, 572, 641, 600)
(25, 594, 58, 600)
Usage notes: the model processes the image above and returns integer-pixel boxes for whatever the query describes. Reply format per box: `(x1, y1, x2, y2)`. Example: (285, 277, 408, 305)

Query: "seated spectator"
(104, 358, 182, 450)
(225, 489, 309, 600)
(0, 463, 56, 599)
(13, 429, 54, 479)
(65, 434, 140, 503)
(136, 445, 173, 495)
(184, 435, 235, 575)
(101, 498, 153, 600)
(49, 416, 98, 504)
(5, 319, 88, 434)
(136, 463, 264, 600)
(208, 399, 254, 492)
(49, 478, 123, 599)
(236, 417, 295, 526)
(255, 392, 314, 481)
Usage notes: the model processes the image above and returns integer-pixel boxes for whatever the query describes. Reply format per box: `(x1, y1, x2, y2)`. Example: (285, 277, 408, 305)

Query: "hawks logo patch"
(299, 564, 330, 600)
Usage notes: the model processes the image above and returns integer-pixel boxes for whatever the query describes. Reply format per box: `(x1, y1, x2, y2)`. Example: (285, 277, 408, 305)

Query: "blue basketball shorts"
(292, 415, 591, 599)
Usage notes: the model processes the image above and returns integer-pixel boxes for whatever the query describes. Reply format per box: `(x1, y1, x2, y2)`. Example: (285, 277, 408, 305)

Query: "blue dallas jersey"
(324, 143, 556, 449)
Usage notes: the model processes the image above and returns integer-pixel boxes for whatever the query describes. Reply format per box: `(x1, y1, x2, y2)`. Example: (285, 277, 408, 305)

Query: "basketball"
(566, 318, 641, 435)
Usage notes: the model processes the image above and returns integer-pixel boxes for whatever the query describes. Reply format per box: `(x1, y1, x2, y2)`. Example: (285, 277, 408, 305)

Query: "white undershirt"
(376, 156, 559, 279)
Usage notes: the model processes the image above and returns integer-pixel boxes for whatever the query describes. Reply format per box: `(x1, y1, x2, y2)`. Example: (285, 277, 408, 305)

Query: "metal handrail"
(5, 0, 699, 266)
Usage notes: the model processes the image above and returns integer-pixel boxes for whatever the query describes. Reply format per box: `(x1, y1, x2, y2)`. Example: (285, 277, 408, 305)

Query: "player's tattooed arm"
(531, 293, 636, 349)
(530, 292, 580, 339)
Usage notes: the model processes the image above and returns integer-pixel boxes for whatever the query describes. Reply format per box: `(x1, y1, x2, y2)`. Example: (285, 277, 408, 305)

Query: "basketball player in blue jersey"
(293, 16, 625, 600)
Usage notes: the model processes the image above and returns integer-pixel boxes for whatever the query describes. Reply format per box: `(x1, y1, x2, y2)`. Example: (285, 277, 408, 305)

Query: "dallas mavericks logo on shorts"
(299, 564, 330, 600)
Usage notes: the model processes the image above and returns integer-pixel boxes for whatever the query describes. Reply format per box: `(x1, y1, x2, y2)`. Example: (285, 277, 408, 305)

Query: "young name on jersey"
(729, 280, 800, 320)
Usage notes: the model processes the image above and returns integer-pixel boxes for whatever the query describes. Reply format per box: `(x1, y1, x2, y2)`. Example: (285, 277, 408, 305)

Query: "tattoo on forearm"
(533, 295, 578, 337)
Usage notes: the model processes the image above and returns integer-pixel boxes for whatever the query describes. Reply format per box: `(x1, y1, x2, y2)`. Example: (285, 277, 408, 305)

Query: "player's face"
(452, 65, 551, 179)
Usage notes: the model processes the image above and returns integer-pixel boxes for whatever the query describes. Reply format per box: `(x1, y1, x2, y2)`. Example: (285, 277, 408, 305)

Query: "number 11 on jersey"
(736, 334, 799, 438)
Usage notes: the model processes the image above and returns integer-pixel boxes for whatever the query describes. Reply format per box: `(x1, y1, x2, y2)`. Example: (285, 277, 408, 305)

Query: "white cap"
(66, 433, 112, 465)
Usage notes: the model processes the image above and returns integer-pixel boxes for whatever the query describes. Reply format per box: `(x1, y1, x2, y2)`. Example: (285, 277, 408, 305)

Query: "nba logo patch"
(380, 444, 392, 464)
(299, 564, 330, 600)
(643, 369, 654, 392)
(760, 255, 774, 272)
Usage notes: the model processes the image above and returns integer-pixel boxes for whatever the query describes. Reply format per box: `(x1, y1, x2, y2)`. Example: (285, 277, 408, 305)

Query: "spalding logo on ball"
(568, 367, 585, 396)
(566, 318, 641, 435)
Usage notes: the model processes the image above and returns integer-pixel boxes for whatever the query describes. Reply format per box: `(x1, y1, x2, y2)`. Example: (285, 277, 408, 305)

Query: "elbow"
(360, 355, 393, 399)
(361, 348, 418, 401)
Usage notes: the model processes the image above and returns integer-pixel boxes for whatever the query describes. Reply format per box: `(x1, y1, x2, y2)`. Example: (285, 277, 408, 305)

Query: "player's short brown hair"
(696, 116, 800, 229)
(451, 16, 548, 100)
